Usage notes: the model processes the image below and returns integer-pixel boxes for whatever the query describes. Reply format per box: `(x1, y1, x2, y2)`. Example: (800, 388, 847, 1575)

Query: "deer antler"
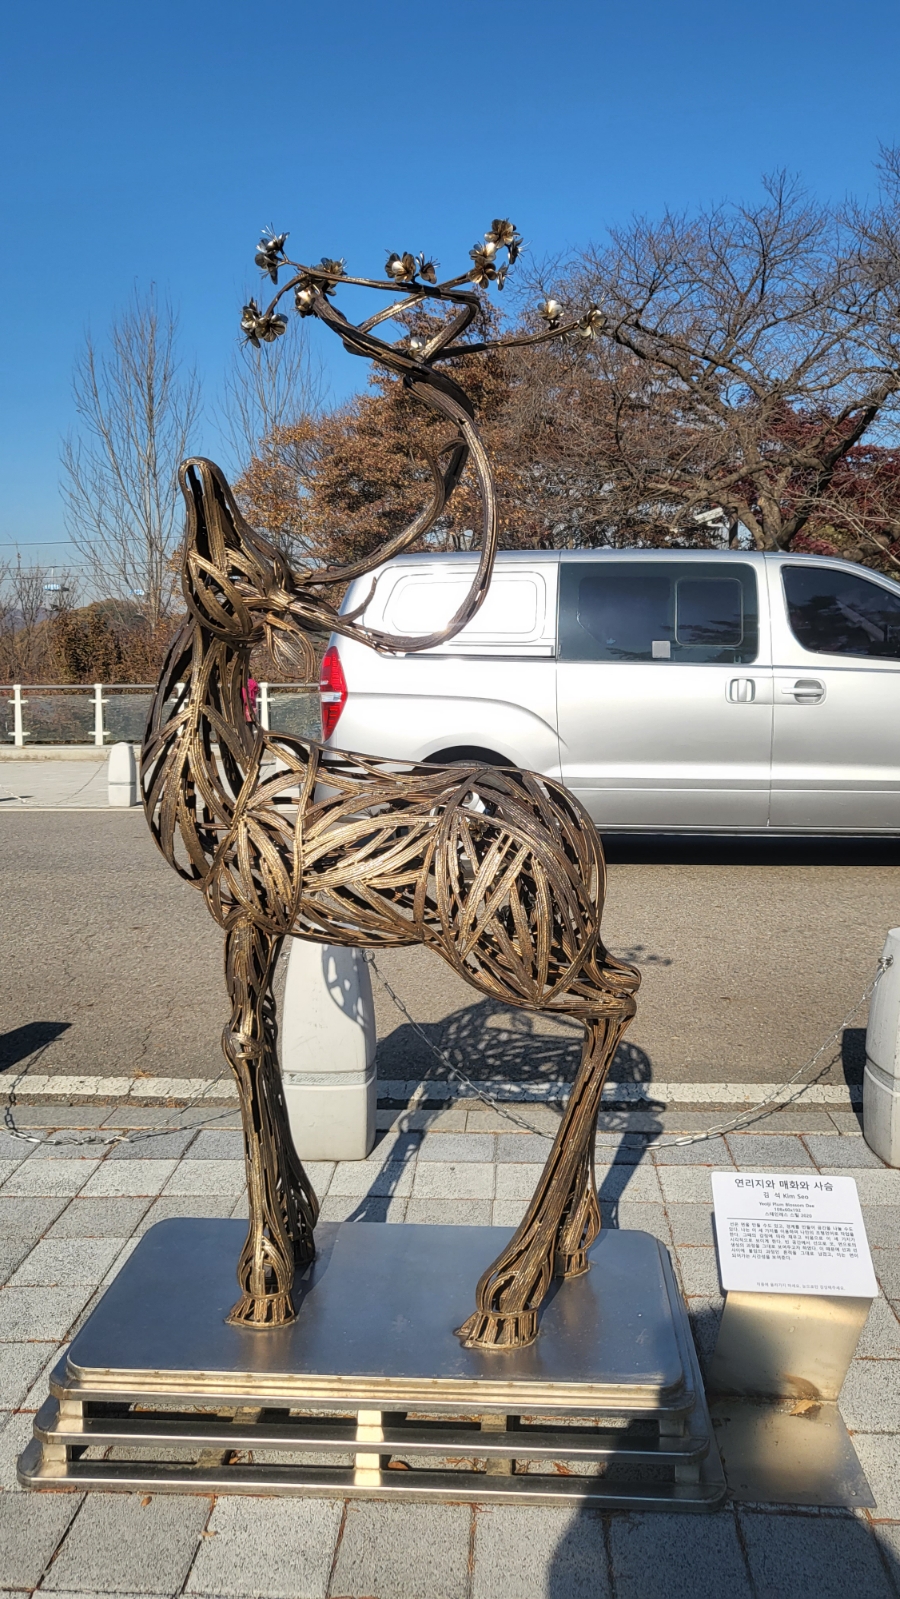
(240, 222, 604, 652)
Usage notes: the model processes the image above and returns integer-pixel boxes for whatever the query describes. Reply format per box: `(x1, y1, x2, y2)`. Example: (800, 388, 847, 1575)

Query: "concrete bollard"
(107, 742, 138, 807)
(863, 927, 900, 1167)
(280, 940, 376, 1161)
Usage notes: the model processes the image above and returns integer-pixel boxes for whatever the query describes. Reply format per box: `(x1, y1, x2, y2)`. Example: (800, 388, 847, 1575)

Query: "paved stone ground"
(2, 1113, 900, 1596)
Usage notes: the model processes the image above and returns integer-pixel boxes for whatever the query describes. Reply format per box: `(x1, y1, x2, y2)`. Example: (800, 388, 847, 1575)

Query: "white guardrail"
(2, 683, 320, 746)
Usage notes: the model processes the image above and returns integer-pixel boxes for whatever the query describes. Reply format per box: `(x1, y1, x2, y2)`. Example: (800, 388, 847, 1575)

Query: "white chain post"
(11, 684, 26, 746)
(259, 681, 270, 730)
(93, 683, 106, 747)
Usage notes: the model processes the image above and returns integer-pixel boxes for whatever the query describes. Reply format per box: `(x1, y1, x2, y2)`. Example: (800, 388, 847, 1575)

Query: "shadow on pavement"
(376, 994, 657, 1088)
(0, 1019, 71, 1071)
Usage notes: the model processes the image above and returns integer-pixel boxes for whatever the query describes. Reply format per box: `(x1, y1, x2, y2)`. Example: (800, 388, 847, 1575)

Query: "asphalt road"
(1, 812, 899, 1088)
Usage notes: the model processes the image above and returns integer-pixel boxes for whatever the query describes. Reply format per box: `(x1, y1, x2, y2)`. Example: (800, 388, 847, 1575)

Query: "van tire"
(425, 746, 514, 769)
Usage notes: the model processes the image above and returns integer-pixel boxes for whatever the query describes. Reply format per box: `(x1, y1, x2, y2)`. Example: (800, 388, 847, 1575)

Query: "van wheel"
(425, 747, 513, 769)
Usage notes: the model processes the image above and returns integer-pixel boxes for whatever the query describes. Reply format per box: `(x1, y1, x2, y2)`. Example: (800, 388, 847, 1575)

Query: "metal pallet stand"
(19, 1220, 725, 1511)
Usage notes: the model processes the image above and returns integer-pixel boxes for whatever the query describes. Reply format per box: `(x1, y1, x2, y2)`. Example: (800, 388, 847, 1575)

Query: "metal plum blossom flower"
(141, 219, 633, 1350)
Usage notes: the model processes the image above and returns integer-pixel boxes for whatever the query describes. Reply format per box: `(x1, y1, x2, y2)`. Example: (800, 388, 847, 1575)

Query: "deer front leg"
(222, 920, 319, 1328)
(456, 1007, 633, 1350)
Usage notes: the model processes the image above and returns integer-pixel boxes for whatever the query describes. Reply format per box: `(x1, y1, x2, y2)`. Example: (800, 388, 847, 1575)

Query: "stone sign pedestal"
(707, 1171, 877, 1507)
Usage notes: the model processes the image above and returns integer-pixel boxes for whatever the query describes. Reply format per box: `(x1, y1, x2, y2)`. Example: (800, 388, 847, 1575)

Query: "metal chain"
(366, 951, 892, 1149)
(2, 1058, 237, 1149)
(2, 952, 890, 1154)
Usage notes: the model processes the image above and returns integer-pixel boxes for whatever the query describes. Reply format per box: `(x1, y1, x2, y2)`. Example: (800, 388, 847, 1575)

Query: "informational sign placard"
(711, 1171, 878, 1297)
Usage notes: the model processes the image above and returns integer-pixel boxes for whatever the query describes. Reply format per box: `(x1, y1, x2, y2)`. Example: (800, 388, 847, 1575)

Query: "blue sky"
(2, 0, 899, 567)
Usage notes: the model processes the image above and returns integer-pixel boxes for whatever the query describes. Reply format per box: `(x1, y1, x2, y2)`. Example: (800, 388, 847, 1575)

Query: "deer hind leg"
(456, 1006, 633, 1350)
(222, 919, 318, 1328)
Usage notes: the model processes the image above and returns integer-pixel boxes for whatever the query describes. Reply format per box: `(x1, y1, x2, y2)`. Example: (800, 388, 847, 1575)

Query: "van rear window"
(558, 562, 758, 664)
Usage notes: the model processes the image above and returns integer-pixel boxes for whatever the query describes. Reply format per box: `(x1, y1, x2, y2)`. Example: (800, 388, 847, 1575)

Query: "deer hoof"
(226, 1290, 296, 1328)
(455, 1309, 539, 1350)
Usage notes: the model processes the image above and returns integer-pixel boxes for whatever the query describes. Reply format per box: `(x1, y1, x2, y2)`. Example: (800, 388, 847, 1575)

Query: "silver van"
(320, 549, 900, 833)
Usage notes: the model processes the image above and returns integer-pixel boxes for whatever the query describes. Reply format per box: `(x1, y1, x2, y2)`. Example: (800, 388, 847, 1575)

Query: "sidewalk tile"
(657, 1168, 723, 1204)
(365, 1131, 421, 1163)
(42, 1492, 212, 1594)
(303, 1162, 336, 1194)
(319, 1194, 408, 1223)
(182, 1130, 245, 1160)
(0, 1133, 30, 1161)
(411, 1162, 495, 1199)
(674, 1247, 722, 1297)
(107, 1130, 197, 1160)
(0, 1196, 67, 1240)
(405, 1199, 493, 1225)
(9, 1237, 125, 1288)
(873, 1251, 900, 1298)
(0, 1491, 80, 1590)
(2, 1159, 100, 1198)
(102, 1238, 141, 1284)
(609, 1510, 752, 1597)
(0, 1238, 31, 1286)
(47, 1198, 151, 1239)
(652, 1136, 732, 1165)
(473, 1504, 609, 1598)
(329, 1501, 471, 1599)
(840, 1359, 900, 1431)
(377, 1107, 468, 1132)
(819, 1170, 900, 1203)
(604, 1202, 672, 1243)
(162, 1159, 244, 1197)
(860, 1207, 900, 1249)
(80, 1160, 176, 1198)
(495, 1164, 545, 1201)
(0, 1408, 40, 1488)
(0, 1284, 92, 1340)
(328, 1160, 415, 1198)
(186, 1496, 341, 1598)
(738, 1508, 893, 1598)
(855, 1296, 900, 1358)
(496, 1134, 555, 1163)
(492, 1200, 526, 1227)
(845, 1432, 900, 1517)
(0, 1342, 57, 1408)
(726, 1135, 815, 1169)
(666, 1203, 715, 1246)
(686, 1298, 724, 1373)
(418, 1134, 496, 1162)
(137, 1196, 242, 1232)
(804, 1134, 885, 1169)
(596, 1163, 662, 1202)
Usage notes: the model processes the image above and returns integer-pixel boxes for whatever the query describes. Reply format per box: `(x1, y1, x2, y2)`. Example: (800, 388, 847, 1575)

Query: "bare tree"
(60, 290, 201, 627)
(0, 559, 77, 681)
(218, 314, 326, 473)
(530, 161, 900, 550)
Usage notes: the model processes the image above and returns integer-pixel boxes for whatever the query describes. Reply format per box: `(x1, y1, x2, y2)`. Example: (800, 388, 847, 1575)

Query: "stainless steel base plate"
(19, 1220, 725, 1510)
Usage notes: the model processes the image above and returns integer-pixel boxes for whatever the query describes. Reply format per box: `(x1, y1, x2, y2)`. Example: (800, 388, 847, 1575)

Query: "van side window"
(782, 566, 900, 660)
(558, 562, 759, 664)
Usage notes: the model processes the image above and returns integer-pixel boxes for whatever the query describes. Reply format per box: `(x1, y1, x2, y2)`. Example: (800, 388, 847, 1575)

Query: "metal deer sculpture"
(141, 222, 639, 1350)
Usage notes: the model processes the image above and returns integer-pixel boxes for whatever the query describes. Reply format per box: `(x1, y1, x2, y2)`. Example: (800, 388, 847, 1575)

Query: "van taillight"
(319, 645, 348, 739)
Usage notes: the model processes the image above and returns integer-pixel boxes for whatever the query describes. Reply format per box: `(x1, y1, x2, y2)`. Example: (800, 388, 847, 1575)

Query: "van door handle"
(778, 677, 825, 704)
(728, 678, 756, 703)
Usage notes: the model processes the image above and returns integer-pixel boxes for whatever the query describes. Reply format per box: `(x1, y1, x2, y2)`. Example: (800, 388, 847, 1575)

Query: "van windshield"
(558, 562, 759, 664)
